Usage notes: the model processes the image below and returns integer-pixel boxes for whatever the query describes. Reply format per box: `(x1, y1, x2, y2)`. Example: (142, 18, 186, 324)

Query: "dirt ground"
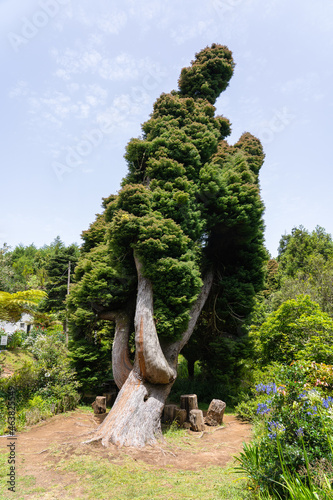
(0, 409, 251, 495)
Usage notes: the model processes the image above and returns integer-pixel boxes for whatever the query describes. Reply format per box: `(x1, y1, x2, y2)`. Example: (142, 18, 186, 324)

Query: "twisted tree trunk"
(86, 257, 214, 448)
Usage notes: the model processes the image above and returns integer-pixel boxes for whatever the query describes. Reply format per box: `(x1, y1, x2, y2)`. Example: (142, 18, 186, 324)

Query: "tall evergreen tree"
(41, 239, 79, 315)
(68, 44, 267, 447)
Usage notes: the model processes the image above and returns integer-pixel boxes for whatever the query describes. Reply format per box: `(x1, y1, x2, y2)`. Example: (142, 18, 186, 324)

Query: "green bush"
(7, 329, 24, 349)
(257, 295, 333, 364)
(0, 327, 80, 434)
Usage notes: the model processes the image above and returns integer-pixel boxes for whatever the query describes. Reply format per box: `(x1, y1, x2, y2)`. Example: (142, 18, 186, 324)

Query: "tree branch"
(98, 309, 133, 390)
(164, 269, 214, 366)
(133, 252, 177, 385)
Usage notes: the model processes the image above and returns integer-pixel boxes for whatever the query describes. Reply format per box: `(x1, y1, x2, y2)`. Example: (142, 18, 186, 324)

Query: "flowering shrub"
(235, 362, 333, 496)
(22, 325, 65, 350)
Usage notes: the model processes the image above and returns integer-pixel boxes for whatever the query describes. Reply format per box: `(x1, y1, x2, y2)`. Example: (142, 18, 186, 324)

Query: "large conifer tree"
(68, 44, 266, 447)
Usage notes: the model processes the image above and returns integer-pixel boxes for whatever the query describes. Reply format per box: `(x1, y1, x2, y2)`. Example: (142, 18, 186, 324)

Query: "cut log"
(180, 394, 198, 420)
(162, 404, 178, 423)
(92, 396, 106, 414)
(103, 391, 118, 408)
(204, 399, 226, 426)
(189, 409, 205, 432)
(175, 408, 187, 426)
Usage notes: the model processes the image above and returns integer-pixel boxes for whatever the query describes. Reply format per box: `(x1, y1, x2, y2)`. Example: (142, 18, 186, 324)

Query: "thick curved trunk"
(86, 370, 174, 447)
(88, 265, 214, 448)
(133, 253, 177, 384)
(98, 310, 133, 390)
(112, 312, 133, 389)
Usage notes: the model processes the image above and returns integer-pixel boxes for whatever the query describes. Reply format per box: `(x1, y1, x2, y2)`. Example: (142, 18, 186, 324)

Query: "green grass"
(57, 455, 251, 500)
(0, 423, 252, 500)
(0, 348, 34, 374)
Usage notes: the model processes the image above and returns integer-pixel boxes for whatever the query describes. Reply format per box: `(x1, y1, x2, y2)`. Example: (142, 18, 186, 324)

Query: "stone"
(92, 396, 106, 414)
(204, 399, 226, 426)
(189, 409, 205, 432)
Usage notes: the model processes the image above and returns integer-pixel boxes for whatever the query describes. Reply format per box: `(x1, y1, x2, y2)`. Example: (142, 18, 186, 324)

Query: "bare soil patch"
(0, 409, 251, 496)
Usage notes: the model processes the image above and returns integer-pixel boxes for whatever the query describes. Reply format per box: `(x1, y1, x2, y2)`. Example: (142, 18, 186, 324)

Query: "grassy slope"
(0, 348, 34, 374)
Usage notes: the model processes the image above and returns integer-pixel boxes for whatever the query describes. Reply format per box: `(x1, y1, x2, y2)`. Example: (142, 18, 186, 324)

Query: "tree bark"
(180, 394, 198, 420)
(87, 263, 214, 448)
(86, 370, 174, 447)
(133, 253, 177, 384)
(98, 310, 133, 390)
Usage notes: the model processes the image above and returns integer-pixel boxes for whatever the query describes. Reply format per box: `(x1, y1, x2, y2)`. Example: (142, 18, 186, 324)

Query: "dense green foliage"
(255, 295, 333, 365)
(68, 44, 266, 393)
(0, 238, 80, 330)
(39, 241, 79, 315)
(0, 237, 79, 290)
(0, 289, 46, 322)
(277, 226, 333, 278)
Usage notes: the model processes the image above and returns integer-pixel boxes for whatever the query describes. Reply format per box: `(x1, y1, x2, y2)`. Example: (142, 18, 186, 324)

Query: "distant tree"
(68, 44, 266, 447)
(277, 226, 333, 279)
(0, 244, 15, 292)
(10, 244, 38, 288)
(265, 227, 333, 315)
(40, 240, 79, 316)
(257, 295, 333, 365)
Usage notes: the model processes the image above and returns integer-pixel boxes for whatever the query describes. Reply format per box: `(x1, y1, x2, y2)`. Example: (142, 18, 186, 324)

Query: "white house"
(0, 313, 33, 336)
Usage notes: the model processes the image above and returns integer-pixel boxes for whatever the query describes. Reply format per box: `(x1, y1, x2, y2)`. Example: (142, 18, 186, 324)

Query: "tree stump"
(175, 408, 187, 426)
(180, 394, 198, 420)
(189, 409, 205, 432)
(103, 390, 118, 408)
(92, 396, 106, 414)
(204, 399, 226, 426)
(162, 404, 178, 423)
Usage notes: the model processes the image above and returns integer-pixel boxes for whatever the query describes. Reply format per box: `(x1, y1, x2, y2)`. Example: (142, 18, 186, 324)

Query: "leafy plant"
(7, 329, 24, 349)
(235, 362, 333, 497)
(257, 295, 333, 364)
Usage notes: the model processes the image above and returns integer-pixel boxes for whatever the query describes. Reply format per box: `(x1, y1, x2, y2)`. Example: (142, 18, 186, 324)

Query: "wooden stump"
(162, 404, 178, 423)
(92, 396, 106, 414)
(204, 399, 226, 426)
(180, 394, 198, 420)
(189, 409, 205, 432)
(103, 390, 118, 408)
(175, 408, 187, 427)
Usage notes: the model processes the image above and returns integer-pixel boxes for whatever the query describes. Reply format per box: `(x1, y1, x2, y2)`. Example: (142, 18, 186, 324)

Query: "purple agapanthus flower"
(298, 391, 308, 399)
(295, 427, 304, 437)
(322, 397, 333, 409)
(257, 403, 271, 415)
(307, 405, 317, 416)
(255, 383, 277, 395)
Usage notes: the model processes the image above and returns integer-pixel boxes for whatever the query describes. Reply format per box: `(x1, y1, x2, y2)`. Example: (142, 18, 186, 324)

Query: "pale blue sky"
(1, 0, 332, 257)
